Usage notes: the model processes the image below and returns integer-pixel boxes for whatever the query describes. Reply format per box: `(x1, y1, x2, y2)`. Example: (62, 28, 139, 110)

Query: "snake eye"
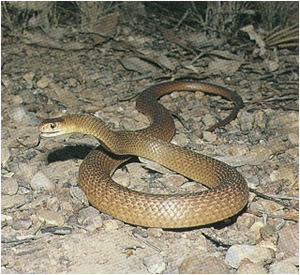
(50, 123, 56, 129)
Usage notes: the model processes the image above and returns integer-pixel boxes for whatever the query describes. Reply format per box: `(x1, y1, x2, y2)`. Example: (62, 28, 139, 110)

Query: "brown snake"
(39, 81, 249, 228)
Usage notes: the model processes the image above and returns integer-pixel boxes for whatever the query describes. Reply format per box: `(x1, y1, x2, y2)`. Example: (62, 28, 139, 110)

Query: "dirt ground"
(1, 4, 299, 274)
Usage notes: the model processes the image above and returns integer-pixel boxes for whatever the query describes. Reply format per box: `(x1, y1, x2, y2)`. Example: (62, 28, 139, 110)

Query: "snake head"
(38, 117, 72, 137)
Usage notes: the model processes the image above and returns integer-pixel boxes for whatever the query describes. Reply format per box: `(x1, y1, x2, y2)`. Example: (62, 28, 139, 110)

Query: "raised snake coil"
(39, 81, 249, 228)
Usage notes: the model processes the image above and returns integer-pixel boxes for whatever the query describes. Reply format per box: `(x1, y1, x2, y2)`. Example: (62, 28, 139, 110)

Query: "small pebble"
(78, 207, 103, 231)
(46, 197, 61, 212)
(179, 255, 230, 274)
(254, 110, 266, 129)
(1, 178, 19, 195)
(236, 213, 255, 230)
(277, 223, 298, 258)
(78, 207, 100, 224)
(30, 171, 55, 192)
(237, 262, 267, 274)
(1, 147, 11, 168)
(239, 111, 254, 131)
(1, 214, 13, 223)
(270, 165, 296, 183)
(60, 201, 74, 212)
(143, 254, 166, 274)
(70, 186, 89, 207)
(38, 209, 65, 227)
(162, 174, 187, 188)
(225, 244, 274, 268)
(172, 134, 189, 147)
(37, 76, 51, 88)
(9, 106, 27, 123)
(20, 90, 36, 104)
(1, 194, 27, 210)
(288, 133, 298, 146)
(16, 162, 37, 183)
(202, 113, 216, 127)
(12, 219, 32, 231)
(269, 257, 299, 274)
(266, 60, 279, 72)
(8, 107, 39, 126)
(103, 220, 119, 231)
(132, 227, 148, 238)
(11, 95, 23, 105)
(112, 168, 130, 187)
(86, 216, 103, 232)
(23, 72, 35, 83)
(257, 200, 284, 214)
(202, 131, 217, 143)
(147, 228, 163, 238)
(260, 224, 277, 241)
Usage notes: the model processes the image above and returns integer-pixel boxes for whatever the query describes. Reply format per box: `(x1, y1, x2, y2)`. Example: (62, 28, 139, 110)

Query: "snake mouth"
(40, 131, 61, 137)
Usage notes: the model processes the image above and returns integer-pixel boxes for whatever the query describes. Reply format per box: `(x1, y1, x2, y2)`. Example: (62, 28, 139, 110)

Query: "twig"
(174, 9, 190, 29)
(249, 187, 298, 210)
(133, 232, 161, 252)
(1, 235, 37, 247)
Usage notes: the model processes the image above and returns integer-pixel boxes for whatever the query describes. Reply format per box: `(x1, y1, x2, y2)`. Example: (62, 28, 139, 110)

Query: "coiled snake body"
(39, 81, 249, 228)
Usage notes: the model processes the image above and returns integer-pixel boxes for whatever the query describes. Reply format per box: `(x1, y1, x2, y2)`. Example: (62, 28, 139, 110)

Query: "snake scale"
(39, 81, 249, 228)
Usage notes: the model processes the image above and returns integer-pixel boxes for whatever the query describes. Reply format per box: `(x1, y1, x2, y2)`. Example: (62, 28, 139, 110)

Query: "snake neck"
(65, 114, 119, 152)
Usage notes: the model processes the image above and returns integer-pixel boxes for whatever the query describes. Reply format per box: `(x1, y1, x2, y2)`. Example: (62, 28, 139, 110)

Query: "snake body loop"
(39, 81, 249, 228)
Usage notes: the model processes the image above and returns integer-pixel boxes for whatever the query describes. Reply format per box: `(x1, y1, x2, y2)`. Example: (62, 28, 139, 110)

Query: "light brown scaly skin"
(39, 81, 248, 228)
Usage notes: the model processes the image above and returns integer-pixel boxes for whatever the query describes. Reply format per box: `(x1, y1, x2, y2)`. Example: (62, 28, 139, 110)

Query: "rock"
(179, 255, 230, 274)
(1, 194, 27, 210)
(1, 214, 13, 223)
(288, 133, 298, 146)
(260, 224, 277, 241)
(78, 207, 103, 232)
(37, 75, 51, 88)
(103, 220, 119, 231)
(269, 257, 299, 274)
(277, 223, 298, 258)
(236, 213, 255, 230)
(46, 197, 61, 212)
(70, 186, 89, 208)
(1, 147, 11, 168)
(138, 157, 172, 175)
(9, 106, 27, 123)
(38, 209, 65, 227)
(147, 228, 163, 238)
(270, 165, 296, 183)
(132, 227, 148, 238)
(20, 90, 36, 104)
(86, 216, 103, 232)
(30, 171, 55, 192)
(237, 262, 267, 274)
(253, 110, 266, 129)
(12, 219, 32, 231)
(202, 114, 216, 128)
(239, 111, 254, 131)
(225, 244, 274, 268)
(60, 201, 74, 212)
(162, 174, 187, 189)
(23, 72, 35, 83)
(112, 168, 130, 187)
(1, 178, 19, 195)
(15, 162, 38, 183)
(202, 131, 217, 143)
(143, 254, 166, 274)
(8, 107, 39, 126)
(257, 200, 284, 214)
(78, 207, 100, 223)
(268, 112, 298, 132)
(172, 134, 189, 147)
